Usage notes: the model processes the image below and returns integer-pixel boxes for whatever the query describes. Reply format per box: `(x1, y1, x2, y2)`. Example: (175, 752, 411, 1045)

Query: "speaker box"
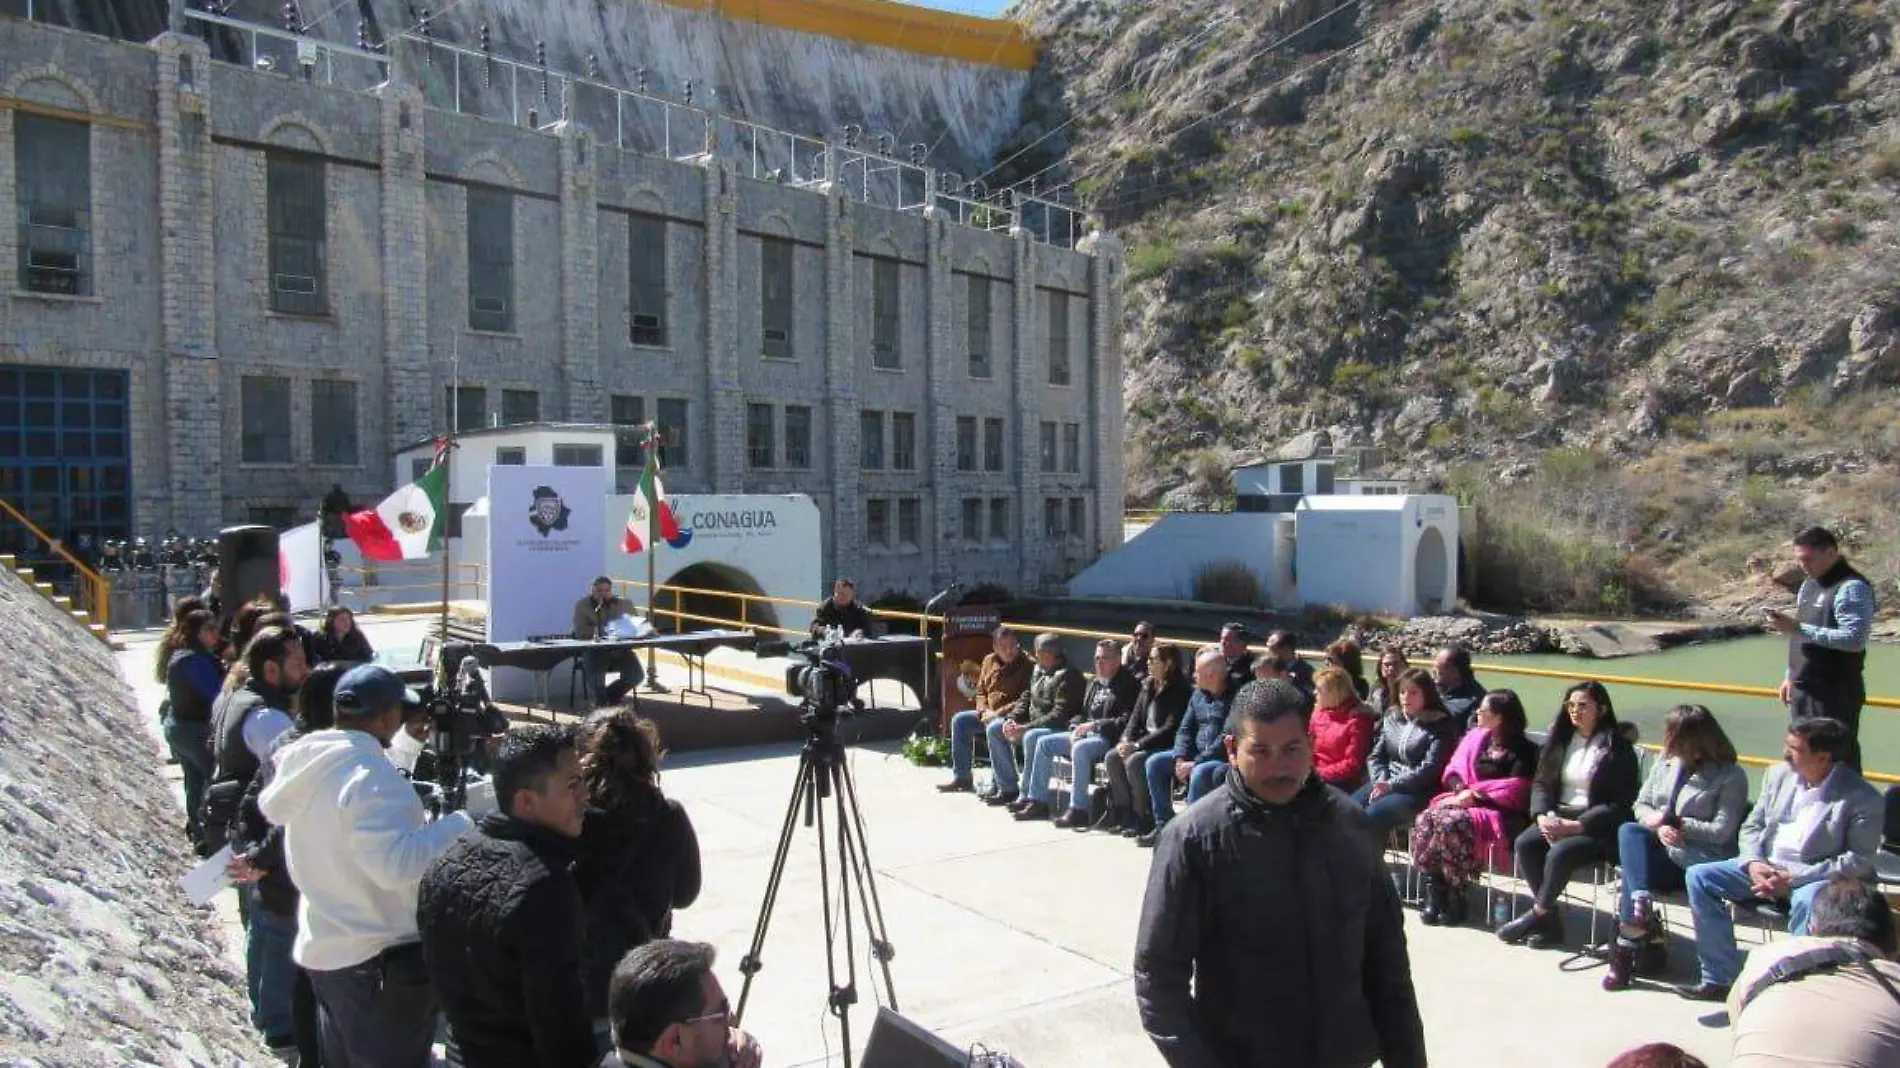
(218, 525, 282, 611)
(860, 1007, 969, 1068)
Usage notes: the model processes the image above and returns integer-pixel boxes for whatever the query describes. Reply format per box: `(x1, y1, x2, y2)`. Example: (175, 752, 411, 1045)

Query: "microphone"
(923, 583, 964, 615)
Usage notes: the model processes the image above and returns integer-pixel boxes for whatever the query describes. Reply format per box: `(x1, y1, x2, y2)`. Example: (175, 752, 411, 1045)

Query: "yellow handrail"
(0, 496, 112, 631)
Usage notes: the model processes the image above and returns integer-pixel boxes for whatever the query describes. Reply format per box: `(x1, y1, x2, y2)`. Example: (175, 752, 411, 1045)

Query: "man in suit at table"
(572, 576, 644, 705)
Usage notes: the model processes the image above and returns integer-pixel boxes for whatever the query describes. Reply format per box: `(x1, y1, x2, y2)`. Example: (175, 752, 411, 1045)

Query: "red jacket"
(1310, 700, 1375, 791)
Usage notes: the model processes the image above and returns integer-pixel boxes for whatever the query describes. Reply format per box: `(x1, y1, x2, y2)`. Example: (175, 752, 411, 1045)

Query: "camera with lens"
(416, 644, 510, 813)
(759, 636, 859, 723)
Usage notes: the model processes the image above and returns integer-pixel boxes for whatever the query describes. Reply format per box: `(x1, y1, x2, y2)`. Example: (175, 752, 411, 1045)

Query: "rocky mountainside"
(1004, 0, 1900, 614)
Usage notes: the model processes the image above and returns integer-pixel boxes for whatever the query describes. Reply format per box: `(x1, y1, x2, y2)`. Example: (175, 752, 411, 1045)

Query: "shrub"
(1192, 560, 1265, 607)
(1126, 237, 1179, 283)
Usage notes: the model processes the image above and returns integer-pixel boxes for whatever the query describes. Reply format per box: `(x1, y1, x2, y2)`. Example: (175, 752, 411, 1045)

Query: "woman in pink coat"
(1409, 690, 1540, 926)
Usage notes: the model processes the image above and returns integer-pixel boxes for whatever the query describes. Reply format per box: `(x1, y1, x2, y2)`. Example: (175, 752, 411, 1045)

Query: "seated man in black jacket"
(597, 940, 761, 1068)
(418, 725, 597, 1068)
(810, 578, 874, 639)
(1135, 680, 1426, 1068)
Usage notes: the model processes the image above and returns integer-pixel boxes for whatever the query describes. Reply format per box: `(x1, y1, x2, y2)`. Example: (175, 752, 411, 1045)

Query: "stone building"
(0, 8, 1125, 598)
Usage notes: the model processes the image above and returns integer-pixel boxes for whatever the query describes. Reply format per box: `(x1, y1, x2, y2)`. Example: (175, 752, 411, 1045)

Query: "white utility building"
(1292, 495, 1460, 617)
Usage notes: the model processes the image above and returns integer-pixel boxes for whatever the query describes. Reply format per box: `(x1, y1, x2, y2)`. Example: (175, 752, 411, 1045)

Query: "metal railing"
(0, 496, 112, 631)
(158, 7, 1090, 248)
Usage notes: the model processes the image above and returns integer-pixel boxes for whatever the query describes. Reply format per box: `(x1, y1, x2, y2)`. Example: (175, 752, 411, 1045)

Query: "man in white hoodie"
(260, 664, 474, 1068)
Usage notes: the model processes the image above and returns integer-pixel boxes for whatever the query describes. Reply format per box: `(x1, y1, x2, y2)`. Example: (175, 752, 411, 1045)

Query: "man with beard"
(1134, 679, 1426, 1068)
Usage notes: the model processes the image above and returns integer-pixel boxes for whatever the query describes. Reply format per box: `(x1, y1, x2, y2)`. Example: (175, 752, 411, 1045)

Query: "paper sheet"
(181, 845, 234, 906)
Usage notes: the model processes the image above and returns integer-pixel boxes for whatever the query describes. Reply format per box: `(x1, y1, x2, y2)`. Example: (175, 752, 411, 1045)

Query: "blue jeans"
(1615, 822, 1687, 924)
(1685, 859, 1825, 985)
(244, 887, 298, 1041)
(1068, 736, 1111, 812)
(983, 720, 1046, 794)
(1025, 732, 1074, 804)
(1350, 783, 1422, 838)
(1145, 751, 1182, 824)
(1186, 759, 1227, 804)
(162, 714, 214, 836)
(949, 709, 984, 782)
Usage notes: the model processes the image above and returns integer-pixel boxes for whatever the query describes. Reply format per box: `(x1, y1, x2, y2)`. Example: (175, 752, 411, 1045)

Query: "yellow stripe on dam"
(649, 0, 1040, 70)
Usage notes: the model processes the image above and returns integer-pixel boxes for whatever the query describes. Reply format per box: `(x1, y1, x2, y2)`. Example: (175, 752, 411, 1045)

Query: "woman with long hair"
(163, 608, 225, 846)
(1602, 704, 1746, 990)
(1103, 643, 1192, 839)
(1354, 667, 1460, 838)
(314, 606, 375, 664)
(1324, 637, 1370, 701)
(1408, 690, 1539, 926)
(1497, 681, 1641, 949)
(1370, 648, 1409, 717)
(1309, 666, 1375, 792)
(154, 595, 208, 684)
(572, 709, 702, 1028)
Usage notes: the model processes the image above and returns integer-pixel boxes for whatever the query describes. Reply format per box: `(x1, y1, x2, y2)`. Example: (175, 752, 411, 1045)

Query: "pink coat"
(1426, 726, 1534, 867)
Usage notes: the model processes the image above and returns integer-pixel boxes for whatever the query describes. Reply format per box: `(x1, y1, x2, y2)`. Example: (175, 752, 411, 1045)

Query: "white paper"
(181, 846, 235, 906)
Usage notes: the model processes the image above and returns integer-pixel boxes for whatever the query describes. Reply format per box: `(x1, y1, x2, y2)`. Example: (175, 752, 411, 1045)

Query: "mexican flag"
(345, 458, 447, 561)
(622, 454, 682, 554)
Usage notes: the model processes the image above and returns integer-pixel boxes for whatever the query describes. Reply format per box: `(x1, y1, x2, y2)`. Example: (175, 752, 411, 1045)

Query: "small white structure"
(1233, 449, 1409, 514)
(1293, 495, 1460, 617)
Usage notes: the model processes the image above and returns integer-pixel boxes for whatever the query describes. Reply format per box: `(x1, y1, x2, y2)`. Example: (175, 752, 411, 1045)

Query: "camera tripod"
(733, 710, 899, 1068)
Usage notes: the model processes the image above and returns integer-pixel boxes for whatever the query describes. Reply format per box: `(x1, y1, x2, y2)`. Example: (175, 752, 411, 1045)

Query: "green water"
(1473, 636, 1900, 781)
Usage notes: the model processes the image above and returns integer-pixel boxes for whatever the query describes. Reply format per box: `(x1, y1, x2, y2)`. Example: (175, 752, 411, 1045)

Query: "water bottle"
(1492, 895, 1512, 929)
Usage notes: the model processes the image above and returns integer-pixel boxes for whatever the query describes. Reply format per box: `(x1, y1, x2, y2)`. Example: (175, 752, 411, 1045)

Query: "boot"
(1123, 814, 1153, 839)
(1602, 936, 1638, 992)
(1443, 885, 1470, 927)
(1497, 908, 1549, 945)
(1092, 805, 1128, 832)
(1421, 875, 1447, 926)
(1525, 909, 1567, 949)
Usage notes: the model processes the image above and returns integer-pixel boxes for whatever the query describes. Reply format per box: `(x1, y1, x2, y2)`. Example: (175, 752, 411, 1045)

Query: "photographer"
(419, 726, 598, 1068)
(260, 665, 473, 1068)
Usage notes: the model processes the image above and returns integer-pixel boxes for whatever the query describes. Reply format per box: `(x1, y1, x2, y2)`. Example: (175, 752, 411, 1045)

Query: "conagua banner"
(487, 464, 607, 645)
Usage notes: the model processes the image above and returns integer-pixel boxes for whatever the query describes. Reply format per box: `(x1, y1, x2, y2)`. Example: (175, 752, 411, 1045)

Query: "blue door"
(0, 365, 131, 559)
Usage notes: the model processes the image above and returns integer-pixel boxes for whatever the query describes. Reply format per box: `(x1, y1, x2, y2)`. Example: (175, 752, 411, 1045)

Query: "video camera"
(757, 633, 859, 723)
(416, 644, 510, 813)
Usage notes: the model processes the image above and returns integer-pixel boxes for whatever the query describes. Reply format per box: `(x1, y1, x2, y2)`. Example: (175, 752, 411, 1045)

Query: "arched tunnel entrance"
(657, 562, 781, 634)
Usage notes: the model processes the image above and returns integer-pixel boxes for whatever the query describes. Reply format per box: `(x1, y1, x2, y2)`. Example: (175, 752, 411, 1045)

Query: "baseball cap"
(334, 664, 423, 715)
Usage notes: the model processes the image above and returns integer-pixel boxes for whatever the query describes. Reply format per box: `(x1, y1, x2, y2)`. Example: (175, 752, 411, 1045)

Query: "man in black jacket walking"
(1135, 679, 1426, 1068)
(418, 725, 598, 1068)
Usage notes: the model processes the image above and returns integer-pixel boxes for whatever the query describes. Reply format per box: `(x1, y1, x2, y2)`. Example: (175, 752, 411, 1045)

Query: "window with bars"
(966, 274, 991, 378)
(1046, 290, 1071, 386)
(1045, 497, 1066, 539)
(1063, 423, 1082, 474)
(785, 405, 812, 469)
(961, 498, 982, 544)
(897, 497, 920, 547)
(467, 187, 514, 332)
(554, 444, 604, 467)
(989, 497, 1010, 543)
(871, 257, 900, 369)
(241, 376, 292, 463)
(746, 403, 775, 469)
(657, 398, 689, 468)
(495, 447, 526, 465)
(983, 417, 1005, 473)
(860, 410, 884, 470)
(866, 498, 891, 548)
(447, 385, 487, 433)
(310, 379, 358, 466)
(890, 412, 916, 471)
(955, 416, 977, 472)
(267, 153, 326, 315)
(1039, 421, 1057, 472)
(761, 238, 795, 360)
(611, 395, 646, 484)
(1069, 497, 1086, 543)
(14, 115, 92, 297)
(629, 214, 668, 346)
(501, 389, 539, 426)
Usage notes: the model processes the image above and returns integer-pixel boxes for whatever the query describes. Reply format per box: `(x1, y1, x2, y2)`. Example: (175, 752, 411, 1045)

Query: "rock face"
(0, 573, 260, 1064)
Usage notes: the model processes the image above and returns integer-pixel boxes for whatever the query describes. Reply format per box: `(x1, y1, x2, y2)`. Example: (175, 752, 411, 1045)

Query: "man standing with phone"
(1765, 526, 1875, 768)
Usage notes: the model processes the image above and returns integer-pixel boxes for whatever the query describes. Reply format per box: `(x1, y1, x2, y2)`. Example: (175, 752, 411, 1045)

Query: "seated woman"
(1497, 681, 1640, 949)
(572, 709, 702, 1031)
(1369, 648, 1409, 717)
(1602, 703, 1747, 991)
(314, 606, 375, 664)
(1352, 668, 1460, 838)
(1309, 667, 1375, 793)
(1409, 690, 1539, 926)
(1103, 644, 1190, 839)
(1324, 637, 1371, 701)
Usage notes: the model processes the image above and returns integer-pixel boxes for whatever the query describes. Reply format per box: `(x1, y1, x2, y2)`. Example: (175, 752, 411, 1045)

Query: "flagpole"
(438, 339, 458, 649)
(642, 420, 661, 693)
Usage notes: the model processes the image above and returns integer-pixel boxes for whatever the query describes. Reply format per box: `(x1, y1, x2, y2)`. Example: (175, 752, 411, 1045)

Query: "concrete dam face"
(12, 0, 1036, 178)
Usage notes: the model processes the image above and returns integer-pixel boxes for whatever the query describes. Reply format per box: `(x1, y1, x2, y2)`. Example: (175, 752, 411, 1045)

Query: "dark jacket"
(166, 649, 224, 723)
(417, 814, 598, 1068)
(1222, 653, 1257, 702)
(1012, 657, 1088, 730)
(811, 596, 874, 638)
(1527, 725, 1642, 843)
(1366, 707, 1461, 801)
(1439, 676, 1487, 732)
(1080, 669, 1141, 743)
(211, 678, 293, 786)
(572, 796, 702, 1019)
(1135, 771, 1426, 1068)
(1120, 675, 1192, 753)
(315, 627, 375, 665)
(1172, 689, 1231, 765)
(231, 743, 297, 916)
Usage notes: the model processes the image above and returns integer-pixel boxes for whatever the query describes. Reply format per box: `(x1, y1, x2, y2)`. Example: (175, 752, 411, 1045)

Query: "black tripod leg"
(735, 749, 814, 1024)
(813, 756, 858, 1066)
(837, 754, 901, 1011)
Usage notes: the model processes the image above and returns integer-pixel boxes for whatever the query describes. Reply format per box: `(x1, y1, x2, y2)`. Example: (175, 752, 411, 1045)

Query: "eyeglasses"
(682, 1005, 731, 1029)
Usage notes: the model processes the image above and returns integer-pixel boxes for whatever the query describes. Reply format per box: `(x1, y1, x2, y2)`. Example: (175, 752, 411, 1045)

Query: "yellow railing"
(595, 579, 1900, 784)
(0, 496, 112, 631)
